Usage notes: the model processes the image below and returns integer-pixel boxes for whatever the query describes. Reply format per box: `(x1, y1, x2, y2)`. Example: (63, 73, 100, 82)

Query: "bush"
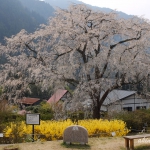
(25, 102, 54, 120)
(0, 113, 25, 135)
(69, 111, 84, 123)
(40, 113, 53, 120)
(0, 113, 25, 124)
(3, 119, 129, 142)
(109, 109, 150, 132)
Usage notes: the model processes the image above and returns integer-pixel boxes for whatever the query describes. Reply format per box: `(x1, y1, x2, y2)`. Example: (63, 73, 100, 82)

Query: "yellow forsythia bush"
(3, 119, 129, 141)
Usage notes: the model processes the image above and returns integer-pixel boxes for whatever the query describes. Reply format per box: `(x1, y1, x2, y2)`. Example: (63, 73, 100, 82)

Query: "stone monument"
(63, 125, 88, 144)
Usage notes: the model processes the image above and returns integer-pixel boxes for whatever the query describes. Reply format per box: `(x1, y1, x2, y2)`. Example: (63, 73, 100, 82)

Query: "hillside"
(0, 0, 134, 43)
(0, 0, 47, 43)
(19, 0, 54, 19)
(45, 0, 133, 19)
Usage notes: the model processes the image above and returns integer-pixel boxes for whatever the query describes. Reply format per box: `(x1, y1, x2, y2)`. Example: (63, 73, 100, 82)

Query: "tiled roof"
(47, 89, 67, 104)
(19, 97, 40, 105)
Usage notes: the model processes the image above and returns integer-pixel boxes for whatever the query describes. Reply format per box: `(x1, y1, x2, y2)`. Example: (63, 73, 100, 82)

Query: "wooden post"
(130, 139, 134, 150)
(125, 138, 130, 150)
(32, 125, 34, 142)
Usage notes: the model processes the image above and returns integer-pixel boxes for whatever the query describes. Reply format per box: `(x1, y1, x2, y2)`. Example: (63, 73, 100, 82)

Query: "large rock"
(63, 125, 88, 144)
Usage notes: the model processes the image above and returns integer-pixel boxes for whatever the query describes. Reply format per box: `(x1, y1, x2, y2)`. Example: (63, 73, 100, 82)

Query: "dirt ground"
(0, 137, 150, 150)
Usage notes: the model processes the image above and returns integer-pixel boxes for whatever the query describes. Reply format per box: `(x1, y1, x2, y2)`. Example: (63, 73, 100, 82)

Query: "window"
(136, 106, 146, 110)
(123, 107, 132, 111)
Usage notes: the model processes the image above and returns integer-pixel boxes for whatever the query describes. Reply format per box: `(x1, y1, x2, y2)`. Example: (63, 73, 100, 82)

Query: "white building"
(101, 90, 150, 112)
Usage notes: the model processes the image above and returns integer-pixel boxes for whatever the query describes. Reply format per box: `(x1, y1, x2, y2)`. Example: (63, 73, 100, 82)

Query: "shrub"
(69, 111, 85, 123)
(3, 119, 129, 142)
(25, 102, 54, 120)
(40, 114, 53, 120)
(0, 113, 25, 123)
(109, 109, 150, 132)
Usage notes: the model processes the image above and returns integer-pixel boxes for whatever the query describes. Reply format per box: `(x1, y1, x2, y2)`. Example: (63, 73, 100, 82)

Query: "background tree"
(1, 4, 150, 118)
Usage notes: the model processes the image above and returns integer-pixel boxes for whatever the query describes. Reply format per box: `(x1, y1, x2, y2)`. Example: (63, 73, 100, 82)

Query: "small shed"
(18, 97, 41, 109)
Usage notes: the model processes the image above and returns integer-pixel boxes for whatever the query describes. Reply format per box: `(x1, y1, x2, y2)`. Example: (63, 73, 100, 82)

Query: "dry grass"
(0, 137, 150, 150)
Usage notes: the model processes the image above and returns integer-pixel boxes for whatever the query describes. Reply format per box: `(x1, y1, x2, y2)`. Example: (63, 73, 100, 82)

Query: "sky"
(79, 0, 150, 20)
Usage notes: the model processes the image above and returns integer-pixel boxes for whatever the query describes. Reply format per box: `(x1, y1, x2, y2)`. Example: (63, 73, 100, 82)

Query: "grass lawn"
(0, 137, 150, 150)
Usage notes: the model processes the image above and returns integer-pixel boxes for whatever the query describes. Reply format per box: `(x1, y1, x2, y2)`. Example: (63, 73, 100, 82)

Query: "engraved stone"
(72, 126, 78, 131)
(63, 125, 88, 144)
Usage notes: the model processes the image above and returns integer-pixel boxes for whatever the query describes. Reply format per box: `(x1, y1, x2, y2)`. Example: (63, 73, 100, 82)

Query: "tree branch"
(110, 31, 141, 49)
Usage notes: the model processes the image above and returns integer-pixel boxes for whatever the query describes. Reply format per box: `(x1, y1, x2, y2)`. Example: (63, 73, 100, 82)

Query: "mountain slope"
(45, 0, 133, 19)
(19, 0, 54, 19)
(0, 0, 46, 43)
(0, 0, 133, 43)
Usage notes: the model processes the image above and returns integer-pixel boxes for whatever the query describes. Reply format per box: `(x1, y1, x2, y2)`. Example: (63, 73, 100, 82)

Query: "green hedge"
(0, 112, 25, 123)
(0, 112, 25, 132)
(110, 109, 150, 132)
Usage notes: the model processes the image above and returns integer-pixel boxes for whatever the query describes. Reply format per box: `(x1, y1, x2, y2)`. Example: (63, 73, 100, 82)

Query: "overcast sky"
(79, 0, 150, 20)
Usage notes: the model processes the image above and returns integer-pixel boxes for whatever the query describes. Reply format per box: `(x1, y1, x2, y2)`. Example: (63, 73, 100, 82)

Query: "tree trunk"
(93, 106, 100, 119)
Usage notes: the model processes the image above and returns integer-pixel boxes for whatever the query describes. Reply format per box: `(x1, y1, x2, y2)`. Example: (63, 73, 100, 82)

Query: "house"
(47, 89, 72, 119)
(18, 97, 41, 109)
(47, 89, 150, 113)
(101, 90, 150, 112)
(47, 89, 70, 104)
